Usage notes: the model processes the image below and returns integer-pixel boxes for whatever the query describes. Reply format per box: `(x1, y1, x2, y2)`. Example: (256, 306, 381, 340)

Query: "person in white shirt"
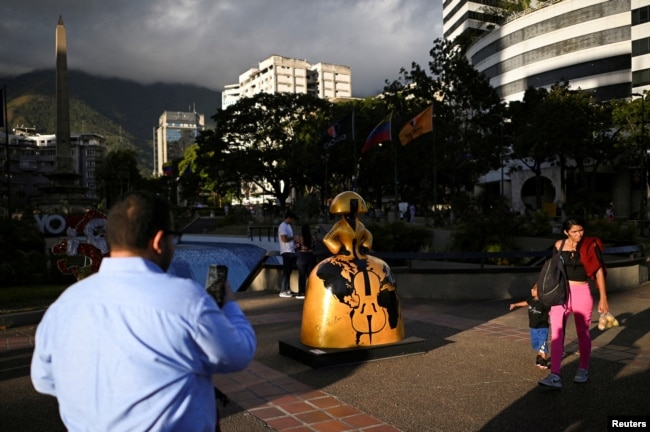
(278, 212, 296, 297)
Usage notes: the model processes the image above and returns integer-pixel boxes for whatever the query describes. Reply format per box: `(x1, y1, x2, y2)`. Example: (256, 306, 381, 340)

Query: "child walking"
(510, 283, 550, 369)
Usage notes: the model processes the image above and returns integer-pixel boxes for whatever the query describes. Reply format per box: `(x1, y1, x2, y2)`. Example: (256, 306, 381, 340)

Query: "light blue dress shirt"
(31, 257, 256, 431)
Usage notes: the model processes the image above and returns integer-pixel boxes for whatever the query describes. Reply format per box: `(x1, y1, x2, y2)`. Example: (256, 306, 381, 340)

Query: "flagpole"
(393, 141, 399, 221)
(352, 108, 357, 190)
(432, 106, 437, 213)
(2, 86, 9, 214)
(390, 113, 399, 221)
(324, 152, 329, 209)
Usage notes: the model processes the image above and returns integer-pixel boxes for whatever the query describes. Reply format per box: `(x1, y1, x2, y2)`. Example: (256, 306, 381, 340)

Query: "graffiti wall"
(37, 210, 109, 280)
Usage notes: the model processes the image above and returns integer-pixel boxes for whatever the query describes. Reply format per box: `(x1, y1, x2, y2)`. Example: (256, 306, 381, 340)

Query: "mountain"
(1, 70, 221, 172)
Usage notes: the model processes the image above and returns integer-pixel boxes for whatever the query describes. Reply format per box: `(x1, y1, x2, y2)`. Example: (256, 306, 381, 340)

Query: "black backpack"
(537, 239, 568, 307)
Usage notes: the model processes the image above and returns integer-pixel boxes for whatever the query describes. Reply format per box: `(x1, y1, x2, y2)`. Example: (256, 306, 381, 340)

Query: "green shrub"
(586, 218, 637, 242)
(524, 211, 553, 237)
(0, 216, 48, 286)
(292, 195, 321, 221)
(365, 221, 433, 252)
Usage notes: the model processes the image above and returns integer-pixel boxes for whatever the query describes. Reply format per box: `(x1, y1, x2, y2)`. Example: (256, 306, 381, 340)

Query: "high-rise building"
(445, 0, 650, 218)
(442, 0, 506, 43)
(154, 110, 205, 176)
(222, 55, 352, 108)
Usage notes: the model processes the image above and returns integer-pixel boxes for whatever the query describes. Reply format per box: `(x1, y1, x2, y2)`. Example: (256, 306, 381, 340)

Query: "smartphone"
(205, 264, 228, 308)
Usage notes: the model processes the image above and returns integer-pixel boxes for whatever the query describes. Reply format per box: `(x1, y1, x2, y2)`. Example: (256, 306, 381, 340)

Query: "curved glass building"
(444, 0, 650, 103)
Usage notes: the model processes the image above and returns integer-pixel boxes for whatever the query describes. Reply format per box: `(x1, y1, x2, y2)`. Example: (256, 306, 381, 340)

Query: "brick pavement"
(2, 285, 649, 431)
(209, 299, 650, 432)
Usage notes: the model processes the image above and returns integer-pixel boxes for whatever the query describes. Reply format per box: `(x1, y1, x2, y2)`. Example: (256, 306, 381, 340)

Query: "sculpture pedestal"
(279, 336, 426, 369)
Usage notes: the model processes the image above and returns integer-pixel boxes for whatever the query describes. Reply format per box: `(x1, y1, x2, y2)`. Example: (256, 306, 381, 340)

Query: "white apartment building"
(221, 55, 352, 108)
(154, 110, 205, 176)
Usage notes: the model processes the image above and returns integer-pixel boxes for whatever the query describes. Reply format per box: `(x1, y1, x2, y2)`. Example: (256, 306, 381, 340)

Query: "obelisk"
(36, 16, 92, 212)
(55, 15, 74, 175)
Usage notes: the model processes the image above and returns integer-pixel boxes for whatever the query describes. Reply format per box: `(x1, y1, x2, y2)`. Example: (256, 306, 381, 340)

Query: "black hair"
(562, 217, 584, 232)
(562, 217, 584, 269)
(106, 191, 173, 251)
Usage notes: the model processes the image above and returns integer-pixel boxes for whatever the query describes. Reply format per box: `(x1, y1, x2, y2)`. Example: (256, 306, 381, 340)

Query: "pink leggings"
(549, 282, 593, 374)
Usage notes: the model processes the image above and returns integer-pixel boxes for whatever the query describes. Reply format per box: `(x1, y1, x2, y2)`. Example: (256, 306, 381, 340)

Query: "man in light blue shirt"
(31, 191, 256, 431)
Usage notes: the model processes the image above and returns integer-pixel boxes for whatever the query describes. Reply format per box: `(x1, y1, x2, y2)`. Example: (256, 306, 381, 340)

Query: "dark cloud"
(0, 0, 442, 97)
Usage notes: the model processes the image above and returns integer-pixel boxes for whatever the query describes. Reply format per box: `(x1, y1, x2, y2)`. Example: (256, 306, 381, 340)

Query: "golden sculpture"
(300, 191, 405, 348)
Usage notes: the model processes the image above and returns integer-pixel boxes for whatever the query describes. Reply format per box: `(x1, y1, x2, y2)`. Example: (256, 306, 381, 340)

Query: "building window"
(633, 6, 650, 25)
(633, 68, 650, 87)
(633, 38, 650, 57)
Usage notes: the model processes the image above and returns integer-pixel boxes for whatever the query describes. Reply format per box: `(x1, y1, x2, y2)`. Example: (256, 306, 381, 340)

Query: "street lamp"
(632, 93, 646, 233)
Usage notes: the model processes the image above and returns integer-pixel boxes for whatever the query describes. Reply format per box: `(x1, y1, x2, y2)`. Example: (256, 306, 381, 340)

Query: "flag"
(322, 111, 353, 150)
(362, 113, 392, 154)
(162, 162, 173, 177)
(399, 105, 433, 146)
(0, 87, 5, 129)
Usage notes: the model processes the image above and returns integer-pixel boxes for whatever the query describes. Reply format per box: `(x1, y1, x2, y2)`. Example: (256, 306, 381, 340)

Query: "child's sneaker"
(538, 373, 562, 389)
(535, 355, 548, 369)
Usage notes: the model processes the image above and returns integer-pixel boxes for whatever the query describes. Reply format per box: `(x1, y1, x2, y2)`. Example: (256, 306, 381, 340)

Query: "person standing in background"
(605, 202, 614, 222)
(295, 224, 317, 300)
(278, 211, 296, 297)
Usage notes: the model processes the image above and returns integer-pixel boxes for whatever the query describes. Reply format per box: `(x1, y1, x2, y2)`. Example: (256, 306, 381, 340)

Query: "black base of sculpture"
(278, 337, 427, 369)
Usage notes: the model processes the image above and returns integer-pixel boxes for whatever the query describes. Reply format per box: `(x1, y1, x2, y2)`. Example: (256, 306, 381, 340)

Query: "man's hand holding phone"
(206, 265, 230, 308)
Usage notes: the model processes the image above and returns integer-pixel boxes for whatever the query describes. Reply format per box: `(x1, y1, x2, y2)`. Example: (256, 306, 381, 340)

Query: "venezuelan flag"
(362, 113, 392, 154)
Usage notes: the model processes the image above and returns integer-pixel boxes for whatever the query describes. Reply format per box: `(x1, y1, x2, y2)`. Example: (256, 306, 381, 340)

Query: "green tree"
(96, 148, 143, 208)
(612, 93, 647, 166)
(563, 93, 620, 214)
(195, 92, 330, 211)
(0, 216, 47, 286)
(381, 38, 505, 221)
(612, 93, 649, 218)
(509, 82, 618, 214)
(355, 98, 397, 211)
(320, 100, 366, 202)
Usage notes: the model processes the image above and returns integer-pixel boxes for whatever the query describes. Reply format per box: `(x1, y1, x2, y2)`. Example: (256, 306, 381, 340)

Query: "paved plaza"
(2, 280, 650, 431)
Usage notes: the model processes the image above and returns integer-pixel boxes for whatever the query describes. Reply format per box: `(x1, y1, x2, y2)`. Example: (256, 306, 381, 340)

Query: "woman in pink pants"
(538, 218, 609, 389)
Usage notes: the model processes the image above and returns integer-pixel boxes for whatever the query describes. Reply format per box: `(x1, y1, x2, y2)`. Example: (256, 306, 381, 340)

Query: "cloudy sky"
(0, 0, 443, 97)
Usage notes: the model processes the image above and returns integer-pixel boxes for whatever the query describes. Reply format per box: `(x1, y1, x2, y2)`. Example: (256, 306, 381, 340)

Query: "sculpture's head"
(329, 191, 368, 217)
